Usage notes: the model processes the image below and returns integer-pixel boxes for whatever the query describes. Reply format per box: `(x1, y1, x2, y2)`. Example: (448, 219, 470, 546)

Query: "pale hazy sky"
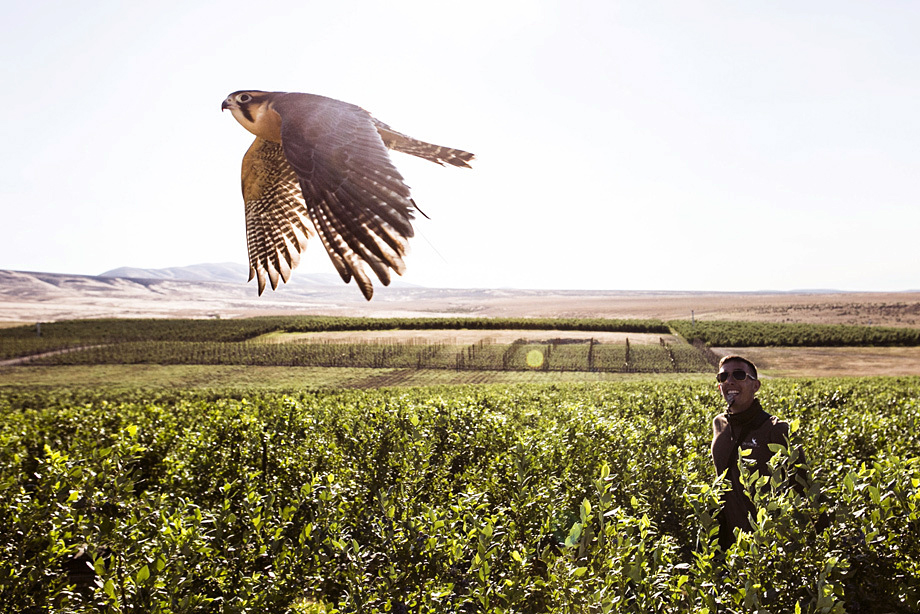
(2, 0, 918, 292)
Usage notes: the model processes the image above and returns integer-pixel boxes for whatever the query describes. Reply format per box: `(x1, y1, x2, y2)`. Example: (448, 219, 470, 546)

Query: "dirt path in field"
(0, 345, 102, 367)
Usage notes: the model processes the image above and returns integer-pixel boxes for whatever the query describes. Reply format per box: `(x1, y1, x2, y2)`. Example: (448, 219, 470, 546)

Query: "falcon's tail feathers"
(373, 120, 474, 168)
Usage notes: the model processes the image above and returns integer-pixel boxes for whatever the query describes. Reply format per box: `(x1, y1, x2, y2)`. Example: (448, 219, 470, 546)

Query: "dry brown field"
(712, 346, 920, 378)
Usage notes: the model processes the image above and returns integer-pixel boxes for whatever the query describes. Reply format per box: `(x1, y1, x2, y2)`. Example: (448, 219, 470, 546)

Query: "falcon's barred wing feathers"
(241, 137, 313, 294)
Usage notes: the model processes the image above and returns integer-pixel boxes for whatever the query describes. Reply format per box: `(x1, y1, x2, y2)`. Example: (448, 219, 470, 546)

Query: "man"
(711, 355, 790, 549)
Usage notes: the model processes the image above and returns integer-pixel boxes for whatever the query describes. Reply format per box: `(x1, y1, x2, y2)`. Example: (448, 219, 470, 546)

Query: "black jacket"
(711, 399, 790, 547)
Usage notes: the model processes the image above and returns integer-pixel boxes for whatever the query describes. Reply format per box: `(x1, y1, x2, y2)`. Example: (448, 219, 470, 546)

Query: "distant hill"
(98, 262, 351, 287)
(99, 262, 249, 284)
(0, 265, 474, 322)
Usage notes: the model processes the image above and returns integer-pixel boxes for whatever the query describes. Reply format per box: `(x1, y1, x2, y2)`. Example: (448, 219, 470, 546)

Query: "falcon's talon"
(223, 89, 474, 300)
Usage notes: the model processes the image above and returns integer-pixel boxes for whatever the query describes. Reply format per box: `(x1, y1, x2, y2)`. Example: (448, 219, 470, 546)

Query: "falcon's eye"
(238, 93, 252, 103)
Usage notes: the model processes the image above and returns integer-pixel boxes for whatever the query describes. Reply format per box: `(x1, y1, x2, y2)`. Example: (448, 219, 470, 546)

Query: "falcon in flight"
(221, 90, 474, 300)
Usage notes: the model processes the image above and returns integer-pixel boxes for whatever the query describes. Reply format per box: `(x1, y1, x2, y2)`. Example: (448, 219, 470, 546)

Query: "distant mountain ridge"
(99, 262, 250, 284)
(0, 264, 430, 322)
(97, 262, 377, 288)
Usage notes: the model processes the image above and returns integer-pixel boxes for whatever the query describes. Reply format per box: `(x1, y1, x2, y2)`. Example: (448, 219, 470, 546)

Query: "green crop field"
(2, 378, 918, 613)
(2, 317, 919, 612)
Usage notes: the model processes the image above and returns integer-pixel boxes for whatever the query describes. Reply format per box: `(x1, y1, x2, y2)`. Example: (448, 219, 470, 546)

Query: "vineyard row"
(24, 338, 713, 373)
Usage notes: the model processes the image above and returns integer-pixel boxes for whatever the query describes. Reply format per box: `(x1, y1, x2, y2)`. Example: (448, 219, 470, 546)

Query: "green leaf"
(581, 498, 592, 520)
(103, 578, 116, 600)
(844, 471, 855, 494)
(136, 564, 150, 583)
(565, 522, 583, 548)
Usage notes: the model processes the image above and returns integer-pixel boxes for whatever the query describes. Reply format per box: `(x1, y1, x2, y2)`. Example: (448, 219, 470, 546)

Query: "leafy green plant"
(1, 378, 918, 612)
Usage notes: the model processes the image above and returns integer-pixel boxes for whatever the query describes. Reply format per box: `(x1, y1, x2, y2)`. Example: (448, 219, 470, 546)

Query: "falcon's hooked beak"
(221, 98, 235, 111)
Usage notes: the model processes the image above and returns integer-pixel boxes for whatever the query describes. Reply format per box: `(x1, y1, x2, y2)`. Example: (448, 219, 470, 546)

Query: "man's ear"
(753, 379, 761, 393)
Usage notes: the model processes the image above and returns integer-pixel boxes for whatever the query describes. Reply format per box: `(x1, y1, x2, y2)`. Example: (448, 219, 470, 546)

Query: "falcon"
(221, 90, 474, 300)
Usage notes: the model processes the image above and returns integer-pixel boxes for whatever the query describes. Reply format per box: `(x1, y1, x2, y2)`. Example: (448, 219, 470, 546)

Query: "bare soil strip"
(0, 345, 105, 367)
(712, 346, 920, 377)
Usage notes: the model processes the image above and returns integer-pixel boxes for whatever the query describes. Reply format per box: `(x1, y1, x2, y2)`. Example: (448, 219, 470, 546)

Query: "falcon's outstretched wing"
(272, 93, 418, 300)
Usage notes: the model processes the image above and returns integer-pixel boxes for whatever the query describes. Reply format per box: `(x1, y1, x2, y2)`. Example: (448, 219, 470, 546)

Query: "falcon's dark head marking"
(222, 91, 279, 139)
(222, 90, 269, 110)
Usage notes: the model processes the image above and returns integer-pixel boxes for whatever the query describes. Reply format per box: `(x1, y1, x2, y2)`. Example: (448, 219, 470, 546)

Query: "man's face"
(717, 359, 761, 413)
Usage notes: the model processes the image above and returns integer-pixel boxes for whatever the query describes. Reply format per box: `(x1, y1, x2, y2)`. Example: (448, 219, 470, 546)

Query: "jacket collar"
(725, 398, 767, 428)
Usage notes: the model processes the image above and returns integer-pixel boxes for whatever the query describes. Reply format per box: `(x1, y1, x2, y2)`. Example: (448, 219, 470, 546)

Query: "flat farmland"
(3, 275, 920, 376)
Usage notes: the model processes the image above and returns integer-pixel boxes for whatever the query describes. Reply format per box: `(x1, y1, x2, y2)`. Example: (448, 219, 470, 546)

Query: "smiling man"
(711, 355, 791, 549)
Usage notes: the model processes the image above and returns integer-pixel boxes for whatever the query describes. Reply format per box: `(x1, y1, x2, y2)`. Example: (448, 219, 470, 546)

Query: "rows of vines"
(23, 338, 711, 373)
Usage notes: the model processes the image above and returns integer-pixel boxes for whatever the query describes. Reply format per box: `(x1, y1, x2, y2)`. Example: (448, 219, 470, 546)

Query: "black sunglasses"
(717, 369, 758, 383)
